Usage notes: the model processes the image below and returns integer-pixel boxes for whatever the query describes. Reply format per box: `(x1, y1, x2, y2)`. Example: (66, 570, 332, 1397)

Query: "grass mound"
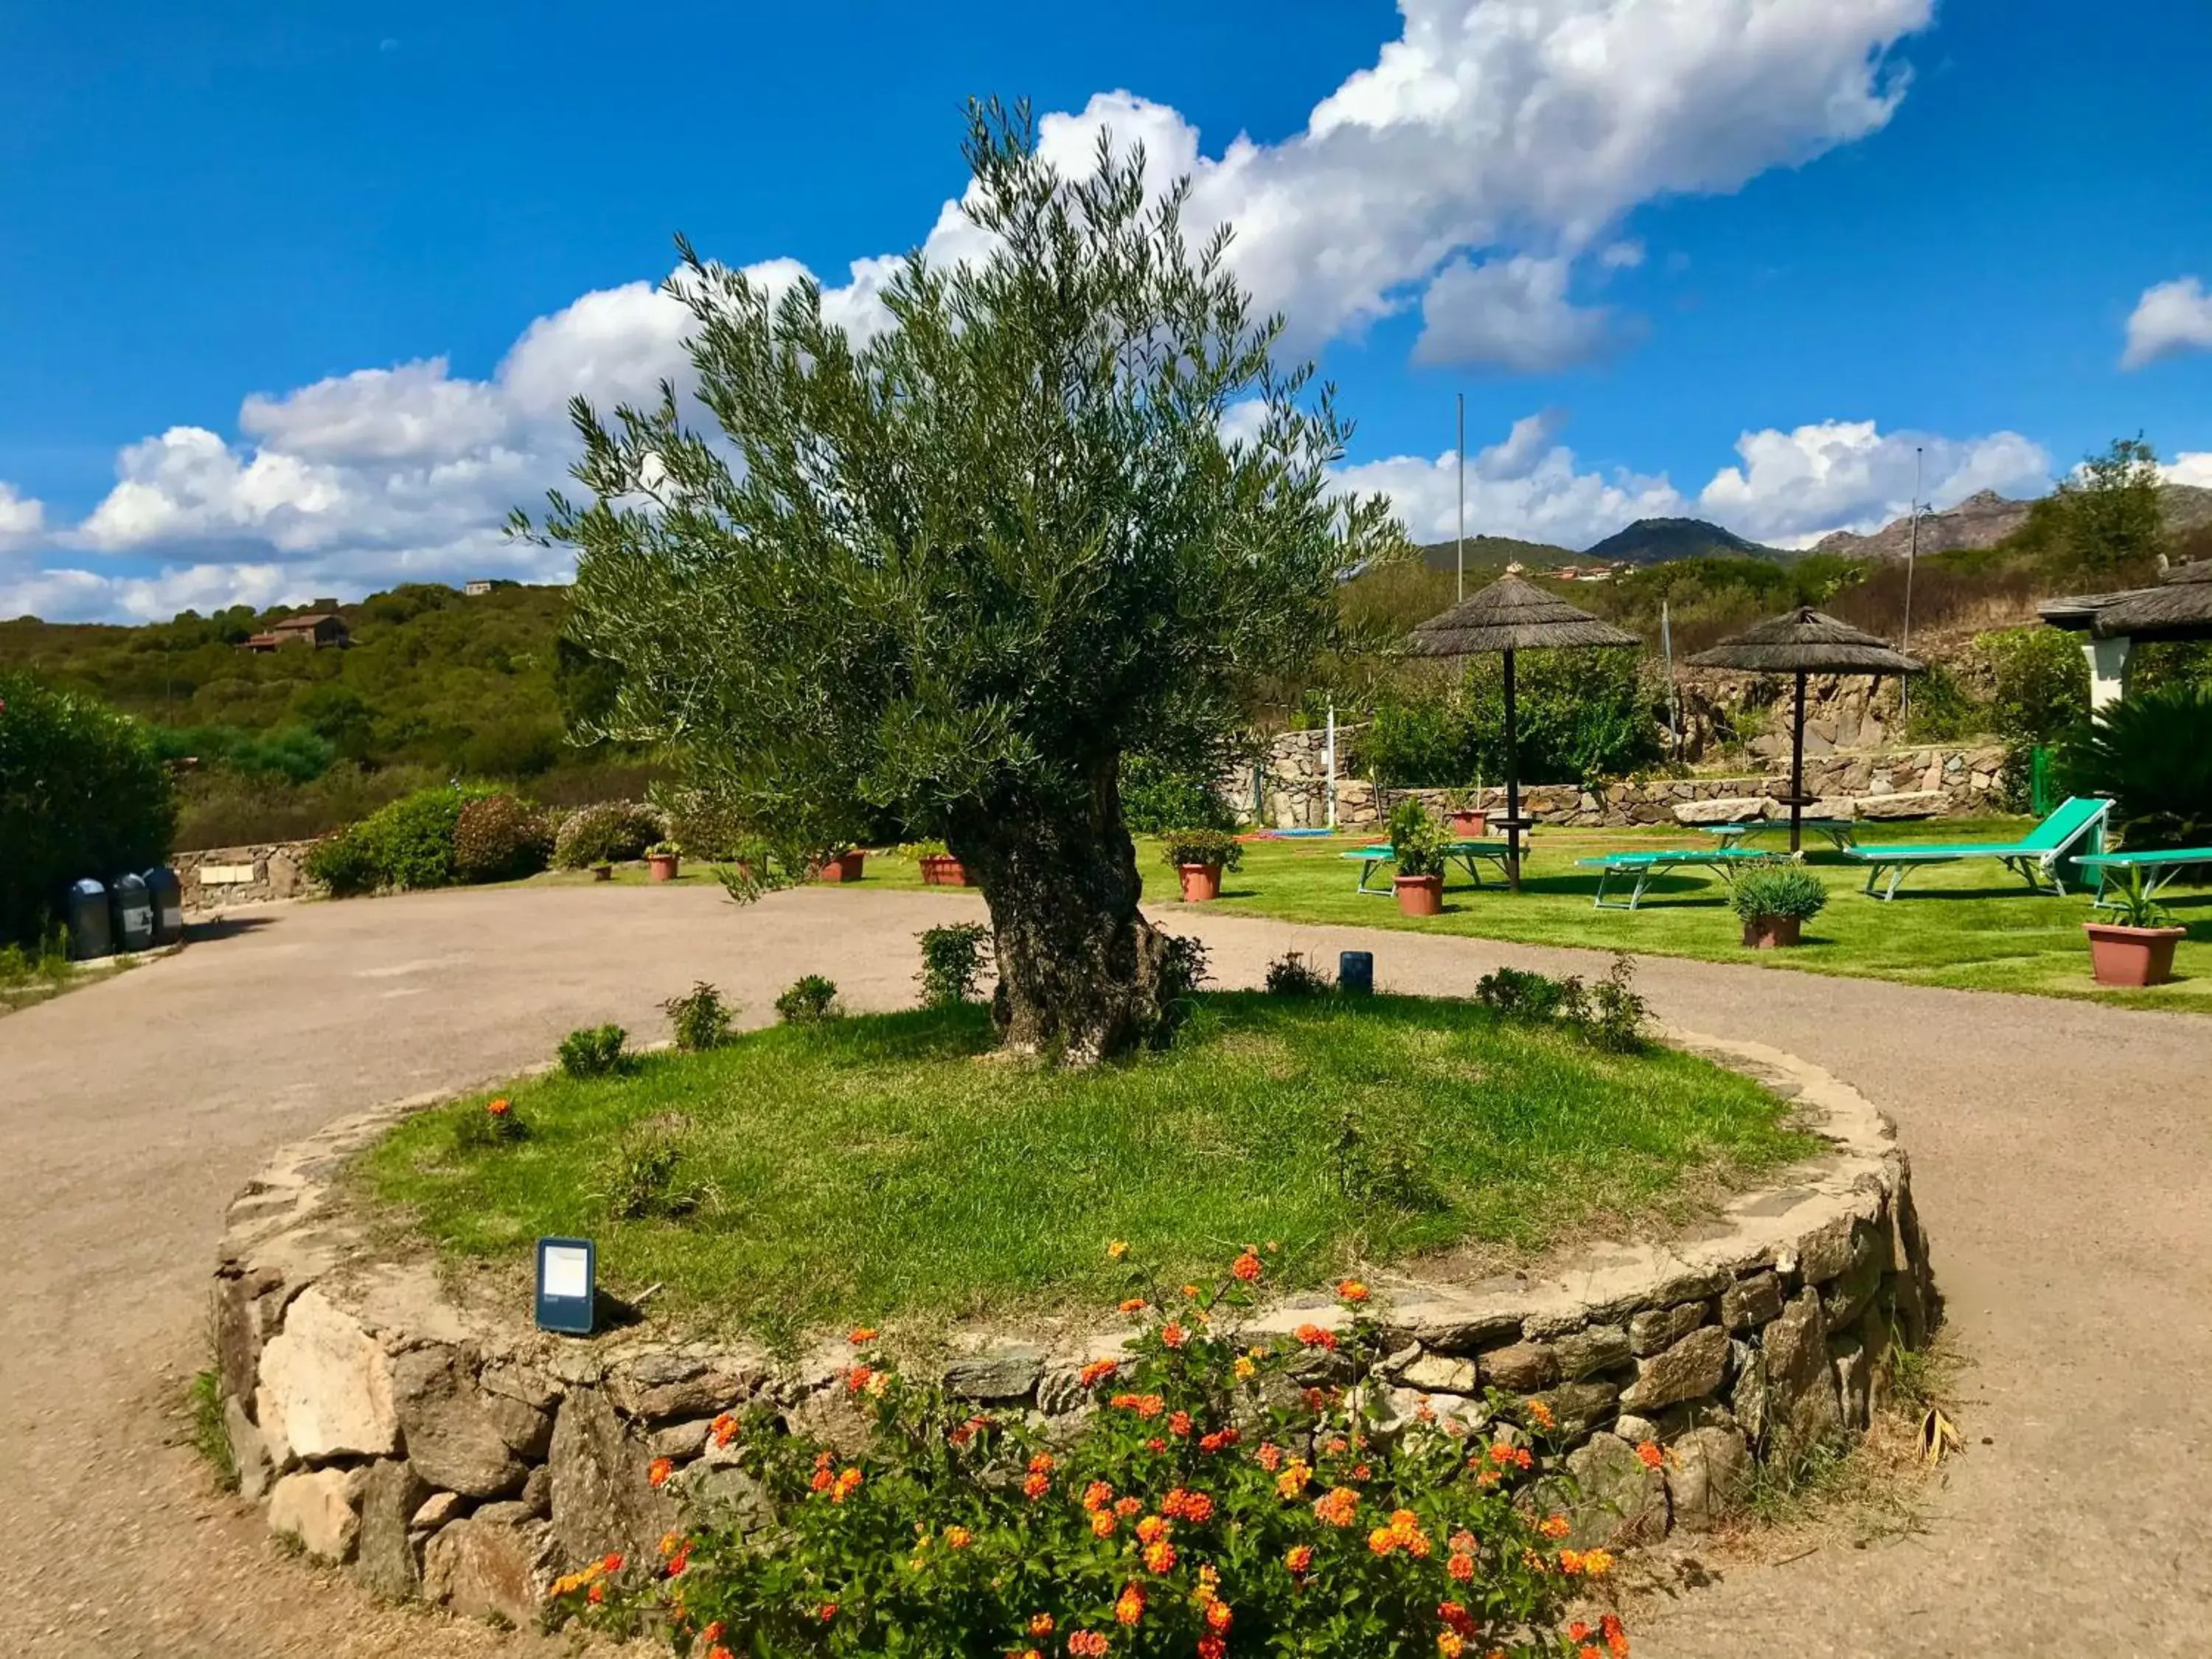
(363, 994, 1815, 1345)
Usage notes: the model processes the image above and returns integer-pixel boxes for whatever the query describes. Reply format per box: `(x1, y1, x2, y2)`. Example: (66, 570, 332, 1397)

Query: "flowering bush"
(453, 1094, 528, 1150)
(552, 1251, 1625, 1659)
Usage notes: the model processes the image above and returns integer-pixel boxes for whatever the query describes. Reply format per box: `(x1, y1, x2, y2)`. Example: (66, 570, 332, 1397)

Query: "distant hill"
(1815, 484, 2212, 560)
(1580, 516, 1783, 564)
(1416, 533, 1576, 574)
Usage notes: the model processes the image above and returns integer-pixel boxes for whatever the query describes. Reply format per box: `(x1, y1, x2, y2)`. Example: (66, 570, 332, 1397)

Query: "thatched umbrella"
(1408, 575, 1638, 890)
(2090, 558, 2212, 642)
(1688, 608, 1922, 854)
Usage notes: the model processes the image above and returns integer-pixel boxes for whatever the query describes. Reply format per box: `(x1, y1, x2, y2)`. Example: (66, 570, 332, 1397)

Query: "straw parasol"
(1408, 575, 1638, 890)
(2089, 558, 2212, 642)
(1688, 608, 1922, 854)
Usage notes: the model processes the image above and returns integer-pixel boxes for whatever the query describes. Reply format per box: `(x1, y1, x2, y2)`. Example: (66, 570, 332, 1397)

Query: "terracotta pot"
(591, 864, 613, 883)
(816, 850, 866, 884)
(1394, 873, 1443, 917)
(647, 854, 680, 883)
(919, 854, 971, 888)
(1448, 810, 1487, 838)
(1178, 861, 1224, 902)
(1741, 914, 1802, 950)
(2083, 921, 2186, 987)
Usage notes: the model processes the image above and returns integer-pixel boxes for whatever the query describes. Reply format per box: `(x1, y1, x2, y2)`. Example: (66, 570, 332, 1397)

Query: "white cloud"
(9, 0, 1938, 617)
(1335, 411, 2051, 553)
(1413, 255, 1623, 371)
(0, 482, 44, 541)
(1695, 420, 2051, 545)
(2121, 276, 2212, 371)
(2163, 452, 2212, 489)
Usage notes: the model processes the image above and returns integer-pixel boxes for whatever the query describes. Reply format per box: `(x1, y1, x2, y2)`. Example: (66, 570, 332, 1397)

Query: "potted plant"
(646, 841, 682, 883)
(2083, 868, 2187, 987)
(1729, 863, 1827, 948)
(1161, 828, 1242, 902)
(815, 846, 867, 883)
(1442, 786, 1487, 840)
(1387, 799, 1448, 917)
(911, 840, 973, 888)
(590, 862, 614, 883)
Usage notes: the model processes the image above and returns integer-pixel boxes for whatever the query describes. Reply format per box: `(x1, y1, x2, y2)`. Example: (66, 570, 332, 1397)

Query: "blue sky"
(2, 0, 2208, 619)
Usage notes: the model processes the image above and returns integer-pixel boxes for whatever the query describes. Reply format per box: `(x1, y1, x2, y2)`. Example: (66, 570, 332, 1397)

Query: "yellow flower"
(1108, 1240, 1130, 1259)
(1234, 1355, 1256, 1382)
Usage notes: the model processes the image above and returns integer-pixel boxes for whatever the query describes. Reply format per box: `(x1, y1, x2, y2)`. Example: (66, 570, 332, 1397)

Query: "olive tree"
(524, 102, 1401, 1061)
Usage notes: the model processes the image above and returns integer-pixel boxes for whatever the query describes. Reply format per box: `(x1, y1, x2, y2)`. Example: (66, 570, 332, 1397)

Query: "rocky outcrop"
(211, 1032, 1937, 1608)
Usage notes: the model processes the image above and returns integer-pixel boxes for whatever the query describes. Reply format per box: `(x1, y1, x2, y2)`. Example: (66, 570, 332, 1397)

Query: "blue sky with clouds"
(3, 0, 2208, 620)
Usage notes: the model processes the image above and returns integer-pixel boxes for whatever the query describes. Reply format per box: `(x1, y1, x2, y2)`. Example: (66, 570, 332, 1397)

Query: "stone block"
(411, 1491, 465, 1532)
(1619, 1326, 1729, 1413)
(1553, 1324, 1630, 1381)
(1628, 1301, 1711, 1357)
(1854, 790, 1946, 821)
(392, 1347, 530, 1499)
(1400, 1354, 1478, 1394)
(547, 1385, 677, 1568)
(1821, 1253, 1885, 1331)
(1666, 1425, 1751, 1532)
(354, 1459, 428, 1601)
(255, 1287, 398, 1464)
(1762, 1290, 1843, 1459)
(1559, 1433, 1666, 1547)
(268, 1466, 368, 1562)
(606, 1352, 764, 1422)
(1720, 1272, 1784, 1332)
(224, 1394, 271, 1502)
(422, 1514, 549, 1625)
(942, 1345, 1043, 1402)
(1832, 1335, 1871, 1432)
(1479, 1341, 1557, 1392)
(1523, 1380, 1618, 1440)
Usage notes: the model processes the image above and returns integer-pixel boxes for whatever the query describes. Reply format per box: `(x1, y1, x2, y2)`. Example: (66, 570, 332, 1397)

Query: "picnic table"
(1699, 818, 1860, 852)
(1343, 839, 1514, 895)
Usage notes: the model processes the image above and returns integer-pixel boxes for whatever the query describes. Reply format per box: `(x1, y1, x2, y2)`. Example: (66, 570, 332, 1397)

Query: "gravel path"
(1, 883, 2205, 1658)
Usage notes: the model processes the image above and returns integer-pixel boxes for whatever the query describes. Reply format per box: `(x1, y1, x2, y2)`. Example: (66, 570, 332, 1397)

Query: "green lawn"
(362, 995, 1812, 1346)
(1166, 820, 2212, 1012)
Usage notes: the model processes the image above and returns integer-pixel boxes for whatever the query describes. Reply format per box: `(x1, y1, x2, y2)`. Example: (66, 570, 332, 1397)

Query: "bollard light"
(1338, 950, 1374, 995)
(535, 1237, 597, 1335)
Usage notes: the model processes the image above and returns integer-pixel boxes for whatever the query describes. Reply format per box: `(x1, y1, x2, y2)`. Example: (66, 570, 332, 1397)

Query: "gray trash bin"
(144, 867, 185, 945)
(110, 872, 155, 953)
(66, 878, 113, 960)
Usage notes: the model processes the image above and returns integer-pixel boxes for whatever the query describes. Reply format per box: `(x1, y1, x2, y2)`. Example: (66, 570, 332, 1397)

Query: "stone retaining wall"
(211, 1037, 1935, 1623)
(1224, 727, 2005, 830)
(175, 840, 325, 911)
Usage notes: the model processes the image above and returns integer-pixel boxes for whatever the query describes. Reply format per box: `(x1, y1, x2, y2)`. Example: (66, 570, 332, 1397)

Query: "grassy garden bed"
(362, 993, 1813, 1346)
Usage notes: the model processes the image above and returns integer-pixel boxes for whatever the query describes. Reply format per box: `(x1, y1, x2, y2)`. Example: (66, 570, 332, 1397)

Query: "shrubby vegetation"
(1355, 652, 1663, 790)
(1119, 754, 1242, 838)
(0, 670, 176, 947)
(554, 801, 666, 869)
(305, 783, 568, 896)
(2063, 684, 2212, 849)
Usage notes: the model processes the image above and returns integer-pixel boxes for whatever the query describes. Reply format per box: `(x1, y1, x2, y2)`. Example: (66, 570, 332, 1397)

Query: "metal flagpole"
(1660, 599, 1680, 755)
(1900, 445, 1921, 732)
(1324, 698, 1338, 832)
(1455, 392, 1466, 604)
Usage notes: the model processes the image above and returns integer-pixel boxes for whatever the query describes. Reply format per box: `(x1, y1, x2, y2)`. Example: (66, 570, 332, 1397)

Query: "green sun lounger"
(2073, 847, 2212, 908)
(1343, 839, 1513, 894)
(1700, 818, 1860, 852)
(1842, 795, 2112, 900)
(1573, 847, 1781, 911)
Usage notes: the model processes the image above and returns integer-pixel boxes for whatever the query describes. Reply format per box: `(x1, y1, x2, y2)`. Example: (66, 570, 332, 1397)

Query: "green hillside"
(0, 582, 647, 849)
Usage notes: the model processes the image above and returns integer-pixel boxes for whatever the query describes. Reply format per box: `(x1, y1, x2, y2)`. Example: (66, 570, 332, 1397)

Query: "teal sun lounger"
(2073, 846, 2212, 909)
(1573, 846, 1781, 911)
(1842, 795, 2112, 900)
(1343, 839, 1514, 894)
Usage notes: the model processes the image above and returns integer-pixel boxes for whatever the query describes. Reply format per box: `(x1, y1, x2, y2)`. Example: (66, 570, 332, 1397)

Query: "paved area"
(1, 883, 2205, 1657)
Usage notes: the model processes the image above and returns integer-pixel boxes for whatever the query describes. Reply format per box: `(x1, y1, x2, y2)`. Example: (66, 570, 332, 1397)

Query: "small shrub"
(0, 929, 72, 989)
(187, 1369, 237, 1492)
(1386, 798, 1448, 878)
(452, 793, 554, 883)
(657, 790, 755, 861)
(302, 827, 385, 898)
(559, 1023, 630, 1078)
(916, 923, 992, 1008)
(1730, 864, 1830, 924)
(663, 981, 736, 1051)
(1159, 827, 1243, 872)
(1119, 752, 1239, 836)
(775, 975, 840, 1023)
(554, 801, 664, 869)
(598, 1132, 700, 1220)
(1473, 964, 1571, 1019)
(1585, 953, 1652, 1054)
(1475, 955, 1649, 1052)
(1332, 1109, 1448, 1213)
(1264, 950, 1332, 996)
(546, 1258, 1614, 1656)
(453, 1095, 529, 1150)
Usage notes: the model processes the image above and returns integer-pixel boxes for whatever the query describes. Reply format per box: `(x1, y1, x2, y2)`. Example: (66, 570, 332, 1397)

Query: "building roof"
(2038, 559, 2212, 641)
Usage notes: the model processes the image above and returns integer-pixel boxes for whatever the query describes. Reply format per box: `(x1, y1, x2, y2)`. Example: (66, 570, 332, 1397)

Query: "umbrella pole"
(1790, 669, 1807, 855)
(1504, 649, 1522, 892)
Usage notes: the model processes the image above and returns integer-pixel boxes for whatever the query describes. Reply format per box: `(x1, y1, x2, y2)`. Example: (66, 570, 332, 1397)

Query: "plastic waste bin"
(110, 872, 155, 952)
(144, 866, 184, 945)
(66, 878, 113, 960)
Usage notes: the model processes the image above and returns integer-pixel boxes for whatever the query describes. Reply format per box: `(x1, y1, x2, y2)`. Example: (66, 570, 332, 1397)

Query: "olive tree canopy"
(524, 101, 1402, 1061)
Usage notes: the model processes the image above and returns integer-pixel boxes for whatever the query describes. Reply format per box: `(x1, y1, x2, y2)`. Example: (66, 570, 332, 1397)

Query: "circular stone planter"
(209, 1034, 1935, 1619)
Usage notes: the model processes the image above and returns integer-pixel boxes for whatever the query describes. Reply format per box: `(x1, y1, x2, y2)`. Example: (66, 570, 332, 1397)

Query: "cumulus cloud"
(1696, 420, 2051, 545)
(1413, 255, 1624, 371)
(2163, 452, 2212, 489)
(8, 0, 1936, 618)
(2121, 276, 2212, 371)
(1335, 411, 2051, 553)
(0, 482, 44, 542)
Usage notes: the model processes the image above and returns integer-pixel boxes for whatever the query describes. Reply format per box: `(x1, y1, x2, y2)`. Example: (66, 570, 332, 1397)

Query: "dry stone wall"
(211, 1037, 1935, 1618)
(174, 840, 325, 911)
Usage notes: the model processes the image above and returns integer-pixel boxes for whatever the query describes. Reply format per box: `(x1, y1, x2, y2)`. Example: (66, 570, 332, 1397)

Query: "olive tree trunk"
(951, 767, 1170, 1064)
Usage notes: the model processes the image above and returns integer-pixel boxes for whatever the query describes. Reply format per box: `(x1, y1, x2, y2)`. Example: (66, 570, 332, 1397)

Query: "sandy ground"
(1, 883, 2205, 1658)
